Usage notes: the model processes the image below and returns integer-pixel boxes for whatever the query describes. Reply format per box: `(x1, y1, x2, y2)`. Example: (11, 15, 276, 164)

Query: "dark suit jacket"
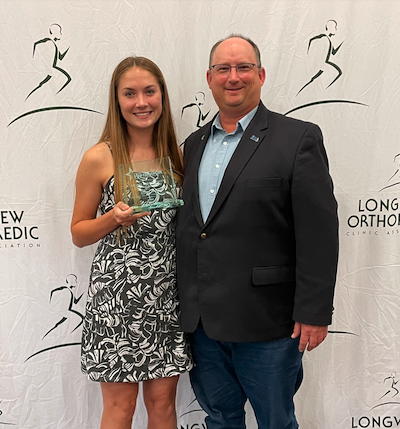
(176, 102, 338, 342)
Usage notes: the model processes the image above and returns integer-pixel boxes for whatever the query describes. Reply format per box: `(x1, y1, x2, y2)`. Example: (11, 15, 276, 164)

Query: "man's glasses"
(210, 63, 258, 76)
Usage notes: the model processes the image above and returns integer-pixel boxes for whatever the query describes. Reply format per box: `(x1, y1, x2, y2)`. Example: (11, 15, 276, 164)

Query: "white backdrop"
(1, 1, 400, 428)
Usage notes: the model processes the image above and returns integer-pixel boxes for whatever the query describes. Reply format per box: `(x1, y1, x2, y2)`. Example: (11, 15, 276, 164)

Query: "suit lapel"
(204, 103, 270, 227)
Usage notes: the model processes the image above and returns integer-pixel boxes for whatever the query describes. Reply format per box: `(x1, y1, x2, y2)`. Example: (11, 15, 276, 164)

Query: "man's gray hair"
(208, 34, 262, 69)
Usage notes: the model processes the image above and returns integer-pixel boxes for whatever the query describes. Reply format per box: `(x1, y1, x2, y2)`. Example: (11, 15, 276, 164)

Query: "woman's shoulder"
(77, 142, 114, 189)
(81, 142, 112, 167)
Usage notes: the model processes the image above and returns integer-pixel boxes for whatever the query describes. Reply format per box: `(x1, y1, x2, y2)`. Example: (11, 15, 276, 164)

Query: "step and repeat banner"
(1, 0, 400, 428)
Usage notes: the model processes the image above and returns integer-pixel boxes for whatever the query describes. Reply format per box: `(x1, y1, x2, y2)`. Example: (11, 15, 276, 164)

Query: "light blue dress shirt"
(198, 106, 258, 222)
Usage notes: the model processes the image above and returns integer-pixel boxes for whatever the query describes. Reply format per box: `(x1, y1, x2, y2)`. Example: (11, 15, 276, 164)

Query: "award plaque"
(119, 157, 183, 214)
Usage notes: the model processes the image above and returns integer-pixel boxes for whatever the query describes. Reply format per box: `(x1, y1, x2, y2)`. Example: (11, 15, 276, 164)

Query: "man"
(176, 34, 338, 429)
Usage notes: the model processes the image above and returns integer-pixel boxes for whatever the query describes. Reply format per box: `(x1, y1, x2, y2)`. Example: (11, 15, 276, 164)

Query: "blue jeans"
(189, 326, 303, 429)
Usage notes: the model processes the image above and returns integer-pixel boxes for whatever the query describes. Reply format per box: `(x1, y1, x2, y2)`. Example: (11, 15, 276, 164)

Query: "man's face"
(207, 37, 265, 118)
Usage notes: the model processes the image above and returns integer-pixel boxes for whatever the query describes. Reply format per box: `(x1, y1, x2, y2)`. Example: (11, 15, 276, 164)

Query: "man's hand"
(291, 322, 328, 352)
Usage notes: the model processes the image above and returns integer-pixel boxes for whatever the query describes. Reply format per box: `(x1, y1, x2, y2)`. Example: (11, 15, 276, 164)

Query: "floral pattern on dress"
(81, 176, 193, 383)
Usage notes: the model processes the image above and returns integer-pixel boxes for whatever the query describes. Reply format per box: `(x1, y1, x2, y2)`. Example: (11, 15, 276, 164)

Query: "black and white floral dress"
(81, 176, 193, 383)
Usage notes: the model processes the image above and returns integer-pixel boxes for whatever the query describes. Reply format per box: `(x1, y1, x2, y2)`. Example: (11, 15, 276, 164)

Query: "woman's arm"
(71, 143, 148, 248)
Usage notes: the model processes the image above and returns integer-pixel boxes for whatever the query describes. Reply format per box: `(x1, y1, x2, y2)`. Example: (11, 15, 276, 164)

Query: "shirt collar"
(211, 105, 259, 137)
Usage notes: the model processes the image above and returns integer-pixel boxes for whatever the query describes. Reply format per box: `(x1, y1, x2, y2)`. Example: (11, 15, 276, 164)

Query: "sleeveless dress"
(81, 174, 193, 383)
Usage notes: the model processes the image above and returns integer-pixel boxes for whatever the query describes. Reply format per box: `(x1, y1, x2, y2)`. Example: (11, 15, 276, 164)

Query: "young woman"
(71, 57, 192, 429)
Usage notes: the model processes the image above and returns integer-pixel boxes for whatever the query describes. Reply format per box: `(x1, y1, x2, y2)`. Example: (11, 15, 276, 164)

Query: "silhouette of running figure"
(42, 274, 84, 339)
(379, 372, 399, 400)
(297, 20, 343, 96)
(380, 153, 400, 191)
(26, 23, 71, 100)
(181, 91, 210, 128)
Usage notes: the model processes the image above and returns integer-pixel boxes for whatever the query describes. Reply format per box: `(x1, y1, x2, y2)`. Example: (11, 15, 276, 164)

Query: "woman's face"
(117, 66, 163, 133)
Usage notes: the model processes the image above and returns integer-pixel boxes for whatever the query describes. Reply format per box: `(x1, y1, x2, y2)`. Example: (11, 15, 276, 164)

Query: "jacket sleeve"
(290, 123, 339, 326)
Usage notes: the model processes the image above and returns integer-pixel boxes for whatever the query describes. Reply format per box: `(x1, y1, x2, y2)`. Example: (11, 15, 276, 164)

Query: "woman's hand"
(113, 201, 150, 226)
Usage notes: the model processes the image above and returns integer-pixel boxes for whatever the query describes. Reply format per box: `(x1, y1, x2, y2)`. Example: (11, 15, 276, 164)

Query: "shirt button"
(216, 164, 220, 168)
(210, 189, 215, 194)
(223, 141, 228, 146)
(200, 233, 207, 239)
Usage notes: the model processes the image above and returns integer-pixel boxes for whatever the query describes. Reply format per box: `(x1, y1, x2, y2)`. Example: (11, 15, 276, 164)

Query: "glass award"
(119, 156, 184, 214)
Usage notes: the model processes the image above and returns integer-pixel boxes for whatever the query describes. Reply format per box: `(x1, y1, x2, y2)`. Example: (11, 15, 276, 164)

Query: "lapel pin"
(250, 135, 260, 142)
(201, 135, 205, 140)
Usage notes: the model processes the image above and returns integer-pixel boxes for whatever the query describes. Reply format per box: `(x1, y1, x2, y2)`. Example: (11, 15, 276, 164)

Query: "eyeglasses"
(210, 63, 258, 76)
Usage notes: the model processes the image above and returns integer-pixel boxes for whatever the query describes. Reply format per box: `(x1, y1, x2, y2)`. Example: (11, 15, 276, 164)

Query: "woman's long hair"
(98, 56, 184, 207)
